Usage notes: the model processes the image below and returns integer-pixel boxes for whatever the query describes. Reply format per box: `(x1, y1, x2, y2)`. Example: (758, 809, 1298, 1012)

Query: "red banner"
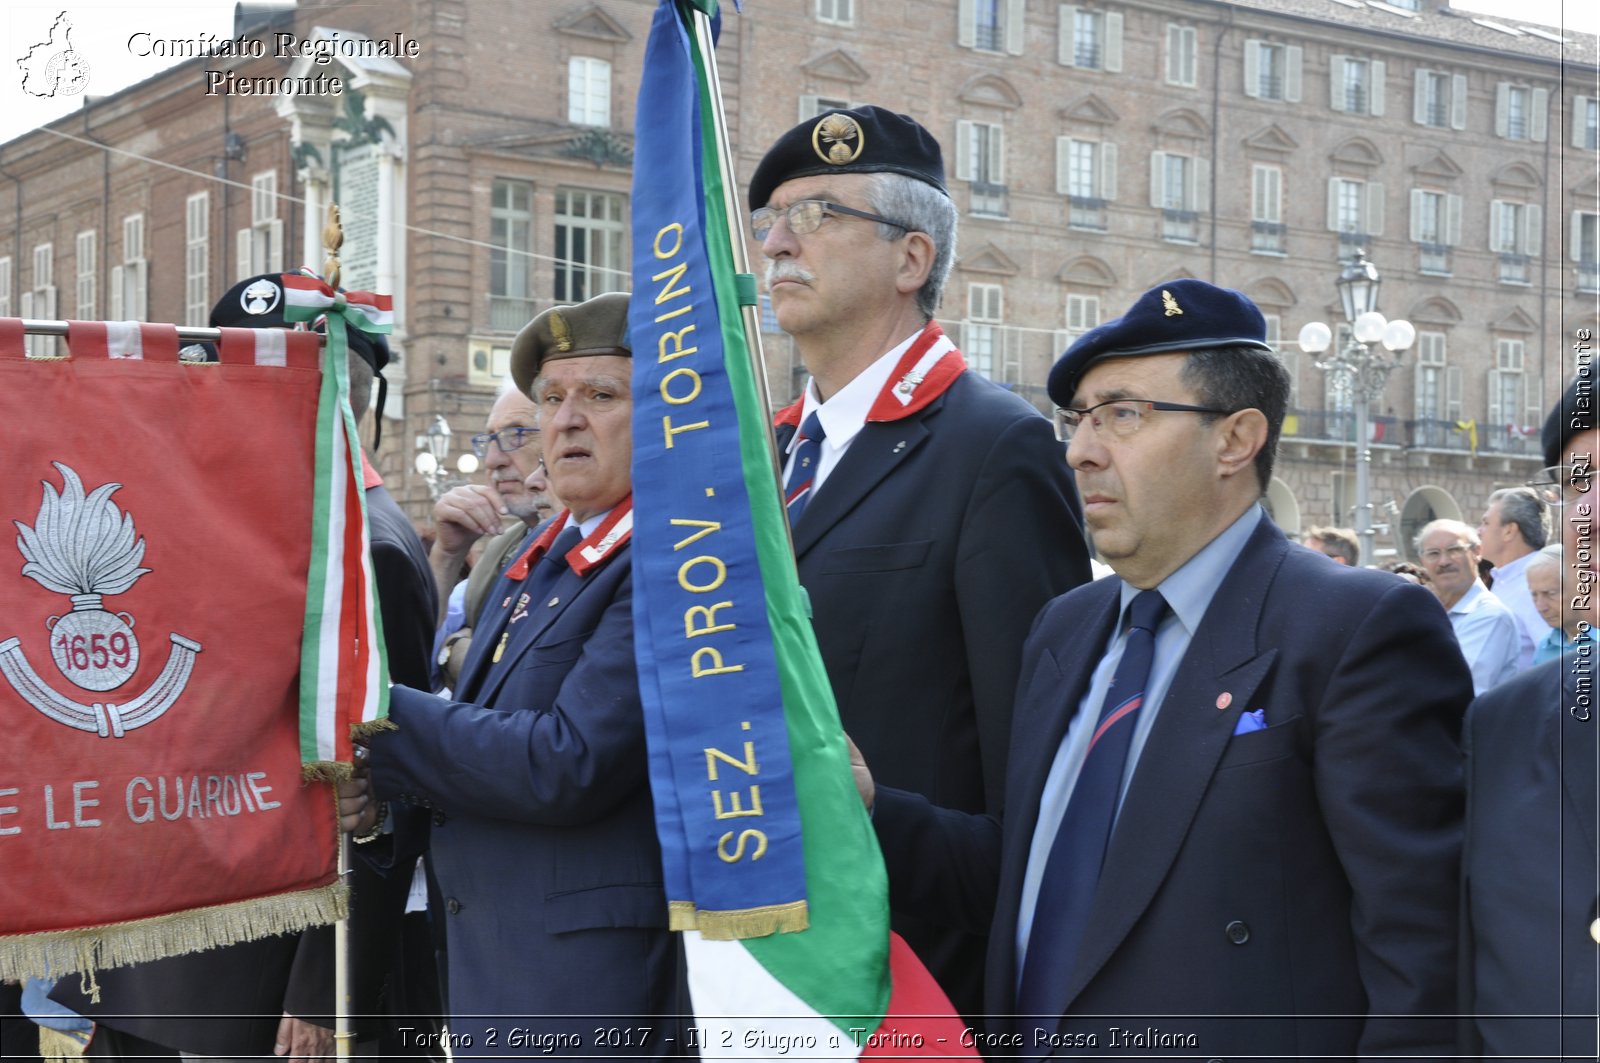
(0, 321, 343, 981)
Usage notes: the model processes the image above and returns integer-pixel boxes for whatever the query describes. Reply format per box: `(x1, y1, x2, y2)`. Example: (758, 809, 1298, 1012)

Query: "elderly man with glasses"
(1416, 518, 1520, 694)
(749, 104, 1093, 1017)
(429, 380, 556, 691)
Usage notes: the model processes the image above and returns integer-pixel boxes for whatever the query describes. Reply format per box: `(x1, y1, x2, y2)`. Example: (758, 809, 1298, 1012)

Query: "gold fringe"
(351, 717, 397, 740)
(0, 882, 347, 984)
(673, 900, 810, 941)
(303, 760, 353, 783)
(39, 1025, 90, 1063)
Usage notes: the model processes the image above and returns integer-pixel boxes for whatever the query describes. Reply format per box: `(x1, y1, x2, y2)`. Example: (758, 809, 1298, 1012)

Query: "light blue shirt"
(1533, 626, 1593, 667)
(1446, 581, 1521, 694)
(1015, 505, 1265, 979)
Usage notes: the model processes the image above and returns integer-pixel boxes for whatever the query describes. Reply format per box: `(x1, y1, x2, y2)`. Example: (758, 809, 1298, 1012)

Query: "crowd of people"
(4, 103, 1594, 1063)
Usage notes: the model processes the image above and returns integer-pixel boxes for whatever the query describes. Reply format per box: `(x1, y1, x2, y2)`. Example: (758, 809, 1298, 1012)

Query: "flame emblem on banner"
(1, 463, 202, 737)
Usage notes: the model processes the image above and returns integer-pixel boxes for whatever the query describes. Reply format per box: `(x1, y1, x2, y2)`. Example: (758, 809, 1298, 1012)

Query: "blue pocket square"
(1232, 709, 1266, 736)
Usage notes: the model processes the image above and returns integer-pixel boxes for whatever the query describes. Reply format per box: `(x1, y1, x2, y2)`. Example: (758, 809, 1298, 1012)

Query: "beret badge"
(550, 310, 573, 353)
(812, 113, 865, 166)
(1161, 290, 1183, 317)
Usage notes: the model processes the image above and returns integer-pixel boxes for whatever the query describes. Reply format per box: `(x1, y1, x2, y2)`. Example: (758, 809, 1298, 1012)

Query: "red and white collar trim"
(773, 321, 966, 429)
(505, 496, 634, 580)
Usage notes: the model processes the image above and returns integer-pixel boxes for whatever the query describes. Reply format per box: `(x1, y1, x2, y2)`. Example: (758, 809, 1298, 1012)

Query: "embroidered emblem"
(0, 463, 202, 738)
(1161, 289, 1183, 317)
(240, 278, 281, 316)
(895, 370, 925, 396)
(550, 310, 573, 353)
(811, 113, 865, 166)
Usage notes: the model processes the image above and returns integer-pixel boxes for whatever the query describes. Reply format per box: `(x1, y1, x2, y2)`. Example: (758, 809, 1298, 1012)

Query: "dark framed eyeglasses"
(1057, 399, 1236, 440)
(470, 426, 539, 458)
(1526, 464, 1591, 507)
(750, 199, 910, 242)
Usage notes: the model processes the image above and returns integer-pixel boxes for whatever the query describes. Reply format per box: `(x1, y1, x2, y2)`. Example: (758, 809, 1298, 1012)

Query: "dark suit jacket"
(57, 483, 438, 1055)
(777, 369, 1090, 1016)
(368, 534, 685, 1057)
(1461, 657, 1599, 1060)
(876, 516, 1470, 1057)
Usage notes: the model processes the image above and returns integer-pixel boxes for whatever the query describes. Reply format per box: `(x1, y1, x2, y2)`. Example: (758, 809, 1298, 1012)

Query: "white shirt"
(781, 332, 918, 494)
(1487, 552, 1547, 671)
(1446, 581, 1521, 694)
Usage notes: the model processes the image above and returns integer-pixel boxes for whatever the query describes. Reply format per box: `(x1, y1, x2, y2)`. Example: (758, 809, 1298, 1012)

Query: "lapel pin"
(892, 440, 906, 453)
(547, 597, 560, 608)
(1215, 692, 1232, 710)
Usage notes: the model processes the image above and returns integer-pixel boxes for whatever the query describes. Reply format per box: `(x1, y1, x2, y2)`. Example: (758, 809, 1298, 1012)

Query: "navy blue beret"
(1047, 279, 1272, 407)
(748, 105, 947, 212)
(1544, 372, 1598, 468)
(210, 273, 389, 371)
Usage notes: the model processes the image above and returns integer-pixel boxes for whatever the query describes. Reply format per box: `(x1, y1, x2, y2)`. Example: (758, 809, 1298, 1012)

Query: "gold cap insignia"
(812, 113, 865, 166)
(550, 310, 573, 353)
(1161, 290, 1183, 317)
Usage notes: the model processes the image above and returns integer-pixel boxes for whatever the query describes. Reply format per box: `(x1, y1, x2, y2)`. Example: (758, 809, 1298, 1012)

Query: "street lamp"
(1297, 251, 1415, 567)
(413, 415, 479, 498)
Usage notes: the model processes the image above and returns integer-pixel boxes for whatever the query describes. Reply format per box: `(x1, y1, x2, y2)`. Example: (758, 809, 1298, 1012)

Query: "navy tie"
(525, 526, 583, 610)
(784, 412, 826, 525)
(1016, 589, 1170, 1026)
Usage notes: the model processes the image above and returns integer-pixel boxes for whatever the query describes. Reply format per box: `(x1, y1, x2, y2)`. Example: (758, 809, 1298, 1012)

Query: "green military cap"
(510, 291, 632, 396)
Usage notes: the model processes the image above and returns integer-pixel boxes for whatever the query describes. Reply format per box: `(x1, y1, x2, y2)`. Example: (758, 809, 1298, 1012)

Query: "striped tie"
(1016, 589, 1169, 1029)
(784, 412, 826, 525)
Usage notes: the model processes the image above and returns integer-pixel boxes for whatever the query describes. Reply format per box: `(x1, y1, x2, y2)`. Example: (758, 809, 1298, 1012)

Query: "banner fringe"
(0, 882, 347, 984)
(302, 760, 354, 783)
(672, 900, 810, 940)
(351, 717, 397, 741)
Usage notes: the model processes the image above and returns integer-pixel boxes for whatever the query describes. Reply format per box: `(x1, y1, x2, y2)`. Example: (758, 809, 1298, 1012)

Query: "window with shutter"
(816, 0, 854, 26)
(491, 179, 535, 331)
(185, 193, 209, 327)
(1166, 24, 1196, 86)
(568, 57, 612, 127)
(1251, 165, 1284, 253)
(75, 231, 95, 320)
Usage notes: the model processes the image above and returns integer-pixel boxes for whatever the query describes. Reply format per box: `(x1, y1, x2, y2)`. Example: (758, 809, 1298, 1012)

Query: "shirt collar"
(792, 331, 920, 453)
(1489, 551, 1532, 584)
(1450, 580, 1490, 616)
(1119, 506, 1265, 637)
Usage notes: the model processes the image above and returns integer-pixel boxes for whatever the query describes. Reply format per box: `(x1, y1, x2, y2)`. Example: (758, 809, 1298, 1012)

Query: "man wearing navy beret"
(750, 105, 1092, 1017)
(860, 278, 1471, 1055)
(1460, 372, 1599, 1059)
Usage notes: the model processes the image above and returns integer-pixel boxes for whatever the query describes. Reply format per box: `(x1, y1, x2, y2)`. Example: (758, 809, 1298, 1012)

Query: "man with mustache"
(748, 104, 1092, 1017)
(1417, 518, 1520, 694)
(1460, 374, 1599, 1058)
(429, 381, 556, 690)
(857, 279, 1470, 1057)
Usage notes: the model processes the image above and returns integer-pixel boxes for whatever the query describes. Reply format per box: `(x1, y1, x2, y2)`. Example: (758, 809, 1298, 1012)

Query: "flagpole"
(686, 5, 792, 518)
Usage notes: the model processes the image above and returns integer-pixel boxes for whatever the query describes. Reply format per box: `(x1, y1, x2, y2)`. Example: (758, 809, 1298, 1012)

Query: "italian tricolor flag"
(627, 1, 978, 1057)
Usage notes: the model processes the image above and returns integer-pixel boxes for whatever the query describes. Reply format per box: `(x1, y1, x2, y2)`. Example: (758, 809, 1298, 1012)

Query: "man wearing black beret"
(859, 278, 1472, 1055)
(1460, 371, 1599, 1059)
(750, 105, 1092, 1017)
(56, 272, 442, 1062)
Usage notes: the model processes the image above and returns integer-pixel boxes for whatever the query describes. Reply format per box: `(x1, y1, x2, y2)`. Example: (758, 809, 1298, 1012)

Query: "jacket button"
(446, 898, 462, 915)
(432, 810, 447, 827)
(1225, 920, 1250, 945)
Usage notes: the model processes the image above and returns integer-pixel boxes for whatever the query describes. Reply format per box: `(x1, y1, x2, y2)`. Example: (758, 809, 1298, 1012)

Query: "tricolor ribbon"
(281, 274, 394, 775)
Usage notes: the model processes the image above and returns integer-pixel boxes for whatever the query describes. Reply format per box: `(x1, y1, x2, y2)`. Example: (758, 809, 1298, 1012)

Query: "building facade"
(1, 0, 1594, 558)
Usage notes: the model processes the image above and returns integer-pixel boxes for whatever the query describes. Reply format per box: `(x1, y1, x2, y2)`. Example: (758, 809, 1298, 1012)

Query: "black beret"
(511, 292, 633, 397)
(210, 273, 389, 372)
(748, 105, 947, 212)
(1544, 371, 1598, 468)
(1047, 279, 1272, 407)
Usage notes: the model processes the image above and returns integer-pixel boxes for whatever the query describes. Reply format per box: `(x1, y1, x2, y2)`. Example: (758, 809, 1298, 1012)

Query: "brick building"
(1, 0, 1594, 558)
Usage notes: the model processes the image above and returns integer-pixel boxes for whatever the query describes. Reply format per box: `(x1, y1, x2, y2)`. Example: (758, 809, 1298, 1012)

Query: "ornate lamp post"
(1296, 251, 1415, 566)
(413, 415, 479, 499)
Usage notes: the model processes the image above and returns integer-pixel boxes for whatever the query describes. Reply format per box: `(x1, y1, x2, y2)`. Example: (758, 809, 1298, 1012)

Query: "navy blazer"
(370, 538, 686, 1058)
(776, 368, 1090, 1017)
(876, 517, 1471, 1057)
(1461, 657, 1599, 1059)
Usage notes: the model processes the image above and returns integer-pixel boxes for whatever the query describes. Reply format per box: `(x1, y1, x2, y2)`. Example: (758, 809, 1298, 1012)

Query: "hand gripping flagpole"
(684, 2, 797, 549)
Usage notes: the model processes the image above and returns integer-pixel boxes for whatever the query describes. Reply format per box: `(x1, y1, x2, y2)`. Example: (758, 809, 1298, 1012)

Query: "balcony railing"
(1498, 253, 1530, 285)
(1162, 208, 1198, 243)
(1424, 102, 1450, 127)
(1069, 195, 1107, 230)
(1480, 424, 1542, 456)
(489, 295, 536, 332)
(970, 180, 1008, 217)
(1257, 74, 1284, 100)
(1075, 44, 1101, 68)
(1344, 85, 1368, 113)
(1281, 407, 1402, 445)
(1408, 418, 1472, 452)
(1251, 220, 1285, 254)
(974, 23, 1003, 52)
(1418, 242, 1452, 275)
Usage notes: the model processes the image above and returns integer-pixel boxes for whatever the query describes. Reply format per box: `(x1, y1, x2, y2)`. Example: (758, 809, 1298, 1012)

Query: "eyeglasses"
(1526, 464, 1591, 507)
(470, 426, 538, 458)
(1418, 544, 1473, 563)
(750, 199, 909, 242)
(1058, 399, 1236, 440)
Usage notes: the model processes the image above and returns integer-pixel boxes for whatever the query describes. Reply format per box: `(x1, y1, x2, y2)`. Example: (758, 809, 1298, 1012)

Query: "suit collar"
(772, 321, 966, 430)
